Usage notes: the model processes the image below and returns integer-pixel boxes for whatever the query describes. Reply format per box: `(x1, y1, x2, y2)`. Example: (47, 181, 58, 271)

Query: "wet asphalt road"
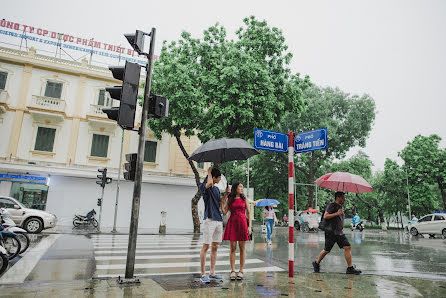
(1, 227, 445, 286)
(250, 227, 446, 280)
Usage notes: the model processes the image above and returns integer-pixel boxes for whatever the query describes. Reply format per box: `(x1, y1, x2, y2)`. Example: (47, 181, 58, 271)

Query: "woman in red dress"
(222, 182, 252, 280)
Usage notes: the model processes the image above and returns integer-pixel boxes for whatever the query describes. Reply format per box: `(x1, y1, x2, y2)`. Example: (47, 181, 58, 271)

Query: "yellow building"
(0, 46, 207, 231)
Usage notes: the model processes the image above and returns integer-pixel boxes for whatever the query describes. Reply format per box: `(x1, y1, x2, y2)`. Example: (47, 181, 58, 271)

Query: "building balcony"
(0, 90, 8, 104)
(29, 95, 66, 113)
(87, 104, 108, 118)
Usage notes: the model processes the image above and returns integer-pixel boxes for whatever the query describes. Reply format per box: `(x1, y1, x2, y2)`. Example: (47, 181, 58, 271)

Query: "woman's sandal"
(237, 271, 244, 280)
(230, 271, 236, 280)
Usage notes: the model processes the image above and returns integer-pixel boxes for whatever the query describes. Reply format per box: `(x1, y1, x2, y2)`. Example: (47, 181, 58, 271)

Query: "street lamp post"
(405, 169, 412, 219)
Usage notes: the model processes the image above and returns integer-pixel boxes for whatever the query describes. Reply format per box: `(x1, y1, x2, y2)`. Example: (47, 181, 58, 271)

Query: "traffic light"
(103, 61, 141, 130)
(96, 168, 108, 188)
(124, 153, 137, 181)
(97, 198, 102, 207)
(149, 94, 169, 119)
(125, 30, 145, 55)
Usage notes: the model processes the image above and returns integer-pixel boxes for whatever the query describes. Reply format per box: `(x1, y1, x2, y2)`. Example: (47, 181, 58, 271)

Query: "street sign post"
(254, 127, 328, 278)
(254, 128, 288, 153)
(294, 127, 327, 153)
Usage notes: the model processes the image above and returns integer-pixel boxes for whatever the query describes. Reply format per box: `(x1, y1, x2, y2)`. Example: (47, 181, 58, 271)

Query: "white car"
(0, 196, 57, 233)
(409, 213, 446, 238)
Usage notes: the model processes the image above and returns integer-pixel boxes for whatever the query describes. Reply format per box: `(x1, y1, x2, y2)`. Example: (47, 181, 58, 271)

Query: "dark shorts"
(324, 233, 351, 252)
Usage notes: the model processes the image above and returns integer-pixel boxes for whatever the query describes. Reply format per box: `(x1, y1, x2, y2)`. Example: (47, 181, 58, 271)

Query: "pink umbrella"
(315, 172, 373, 193)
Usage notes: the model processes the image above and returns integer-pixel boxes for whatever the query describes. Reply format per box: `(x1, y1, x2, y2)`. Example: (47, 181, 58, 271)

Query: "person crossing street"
(312, 192, 362, 275)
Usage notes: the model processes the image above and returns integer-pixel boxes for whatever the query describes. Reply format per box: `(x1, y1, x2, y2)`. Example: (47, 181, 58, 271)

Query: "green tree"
(280, 86, 376, 208)
(399, 135, 446, 212)
(148, 16, 308, 232)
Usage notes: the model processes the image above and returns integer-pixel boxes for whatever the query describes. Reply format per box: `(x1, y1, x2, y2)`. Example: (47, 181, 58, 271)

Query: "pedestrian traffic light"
(97, 198, 102, 207)
(103, 61, 141, 130)
(124, 153, 137, 181)
(148, 94, 169, 119)
(96, 168, 108, 188)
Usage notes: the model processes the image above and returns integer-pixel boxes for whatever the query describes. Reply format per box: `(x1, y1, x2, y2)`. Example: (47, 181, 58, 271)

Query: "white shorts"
(203, 218, 223, 244)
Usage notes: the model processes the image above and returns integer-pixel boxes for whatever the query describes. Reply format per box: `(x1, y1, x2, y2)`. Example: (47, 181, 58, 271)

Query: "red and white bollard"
(288, 132, 294, 277)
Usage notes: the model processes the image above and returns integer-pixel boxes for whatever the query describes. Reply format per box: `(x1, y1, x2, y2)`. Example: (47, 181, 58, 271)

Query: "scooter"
(0, 208, 30, 254)
(0, 224, 21, 260)
(0, 245, 8, 275)
(73, 209, 98, 228)
(351, 221, 364, 231)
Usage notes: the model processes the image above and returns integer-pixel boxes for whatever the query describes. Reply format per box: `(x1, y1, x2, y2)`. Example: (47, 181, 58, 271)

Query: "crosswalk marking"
(96, 266, 284, 278)
(95, 253, 240, 261)
(92, 235, 284, 277)
(94, 244, 203, 249)
(95, 248, 230, 254)
(96, 259, 263, 270)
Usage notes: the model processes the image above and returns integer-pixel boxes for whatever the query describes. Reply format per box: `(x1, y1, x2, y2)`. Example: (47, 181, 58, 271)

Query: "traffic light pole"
(124, 28, 156, 280)
(112, 129, 124, 233)
(98, 186, 105, 231)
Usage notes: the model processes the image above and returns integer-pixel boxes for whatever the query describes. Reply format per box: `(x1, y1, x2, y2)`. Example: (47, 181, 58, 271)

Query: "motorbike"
(351, 221, 364, 231)
(1, 208, 30, 254)
(73, 209, 98, 228)
(0, 224, 21, 260)
(0, 245, 8, 275)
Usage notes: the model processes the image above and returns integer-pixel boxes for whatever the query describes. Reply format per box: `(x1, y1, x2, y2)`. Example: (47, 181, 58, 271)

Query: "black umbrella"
(188, 138, 260, 163)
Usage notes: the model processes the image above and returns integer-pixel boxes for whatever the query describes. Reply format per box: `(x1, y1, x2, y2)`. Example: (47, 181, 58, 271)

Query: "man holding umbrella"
(199, 166, 226, 283)
(312, 192, 362, 275)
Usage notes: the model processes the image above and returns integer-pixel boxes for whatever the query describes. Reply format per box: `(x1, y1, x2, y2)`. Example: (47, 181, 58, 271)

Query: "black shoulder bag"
(318, 217, 334, 234)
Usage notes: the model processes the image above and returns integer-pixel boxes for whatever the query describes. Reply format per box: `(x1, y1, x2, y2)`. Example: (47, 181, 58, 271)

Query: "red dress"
(223, 198, 249, 241)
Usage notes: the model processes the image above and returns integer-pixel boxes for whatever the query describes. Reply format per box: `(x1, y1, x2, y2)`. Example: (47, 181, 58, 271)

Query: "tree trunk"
(307, 152, 315, 208)
(355, 194, 385, 223)
(174, 132, 202, 233)
(438, 181, 446, 211)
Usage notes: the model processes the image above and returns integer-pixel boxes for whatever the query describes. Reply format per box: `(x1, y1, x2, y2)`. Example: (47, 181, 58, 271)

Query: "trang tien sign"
(294, 127, 327, 153)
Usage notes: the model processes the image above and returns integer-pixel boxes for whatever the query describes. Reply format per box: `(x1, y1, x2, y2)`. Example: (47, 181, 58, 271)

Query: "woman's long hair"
(228, 182, 246, 207)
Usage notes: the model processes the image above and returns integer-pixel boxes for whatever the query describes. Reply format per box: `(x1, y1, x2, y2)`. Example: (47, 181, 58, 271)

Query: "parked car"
(409, 213, 446, 238)
(0, 196, 57, 234)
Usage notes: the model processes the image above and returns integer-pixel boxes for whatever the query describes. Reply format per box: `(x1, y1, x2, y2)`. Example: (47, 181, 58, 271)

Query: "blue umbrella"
(255, 199, 280, 207)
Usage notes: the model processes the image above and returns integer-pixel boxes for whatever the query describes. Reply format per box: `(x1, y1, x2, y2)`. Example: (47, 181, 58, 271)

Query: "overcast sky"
(3, 0, 446, 171)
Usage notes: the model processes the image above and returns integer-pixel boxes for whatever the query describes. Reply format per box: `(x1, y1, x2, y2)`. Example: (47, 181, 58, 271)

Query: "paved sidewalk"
(1, 271, 445, 297)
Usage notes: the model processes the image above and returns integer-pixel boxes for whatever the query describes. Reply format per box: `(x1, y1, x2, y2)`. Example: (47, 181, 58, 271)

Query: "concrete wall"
(45, 175, 204, 232)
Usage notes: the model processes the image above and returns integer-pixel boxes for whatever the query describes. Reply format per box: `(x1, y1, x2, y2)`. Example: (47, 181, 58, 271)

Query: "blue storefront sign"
(0, 173, 48, 185)
(294, 128, 328, 153)
(254, 128, 288, 153)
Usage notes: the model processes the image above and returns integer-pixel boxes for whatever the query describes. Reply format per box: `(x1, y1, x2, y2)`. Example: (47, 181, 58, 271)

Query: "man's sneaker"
(346, 265, 362, 275)
(200, 275, 210, 283)
(312, 261, 320, 273)
(209, 274, 224, 282)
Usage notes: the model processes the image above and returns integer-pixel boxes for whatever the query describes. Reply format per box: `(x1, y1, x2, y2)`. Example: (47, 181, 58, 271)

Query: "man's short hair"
(211, 168, 221, 178)
(335, 192, 345, 199)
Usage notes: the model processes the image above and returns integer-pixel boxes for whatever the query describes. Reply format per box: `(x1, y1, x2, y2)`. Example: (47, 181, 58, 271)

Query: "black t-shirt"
(326, 202, 344, 235)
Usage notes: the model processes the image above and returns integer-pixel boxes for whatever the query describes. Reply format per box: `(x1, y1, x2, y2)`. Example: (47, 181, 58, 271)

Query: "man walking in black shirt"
(312, 192, 361, 274)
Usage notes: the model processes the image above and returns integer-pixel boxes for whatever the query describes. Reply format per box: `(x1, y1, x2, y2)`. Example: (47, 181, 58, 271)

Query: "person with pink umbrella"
(312, 191, 362, 275)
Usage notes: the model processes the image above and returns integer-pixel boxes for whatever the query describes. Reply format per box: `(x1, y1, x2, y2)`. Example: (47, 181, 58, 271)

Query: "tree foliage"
(148, 16, 308, 232)
(280, 86, 376, 208)
(399, 134, 446, 212)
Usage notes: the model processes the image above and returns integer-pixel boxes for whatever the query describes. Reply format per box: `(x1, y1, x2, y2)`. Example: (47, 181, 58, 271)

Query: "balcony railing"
(29, 95, 66, 113)
(0, 90, 7, 103)
(88, 104, 108, 118)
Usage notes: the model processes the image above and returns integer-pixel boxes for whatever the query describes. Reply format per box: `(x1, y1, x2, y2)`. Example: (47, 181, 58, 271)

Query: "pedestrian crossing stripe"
(94, 244, 204, 249)
(96, 267, 284, 278)
(95, 248, 230, 254)
(96, 259, 264, 270)
(95, 253, 240, 261)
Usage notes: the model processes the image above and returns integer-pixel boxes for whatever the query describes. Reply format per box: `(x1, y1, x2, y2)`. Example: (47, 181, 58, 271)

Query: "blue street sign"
(254, 128, 288, 153)
(294, 127, 328, 153)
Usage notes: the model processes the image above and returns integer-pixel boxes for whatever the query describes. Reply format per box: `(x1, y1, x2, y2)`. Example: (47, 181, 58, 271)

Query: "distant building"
(0, 46, 208, 232)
